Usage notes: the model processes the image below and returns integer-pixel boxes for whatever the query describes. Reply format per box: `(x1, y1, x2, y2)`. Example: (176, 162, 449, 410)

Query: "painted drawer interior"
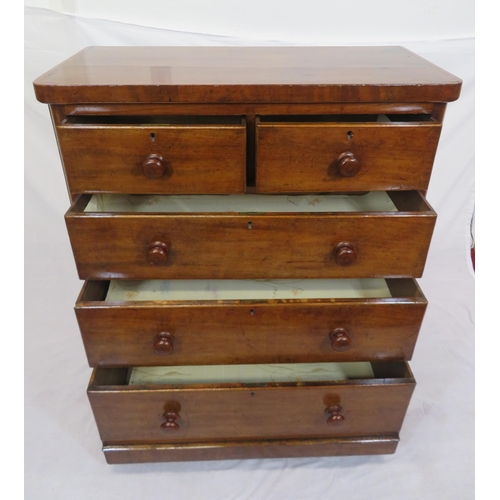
(84, 191, 398, 213)
(128, 361, 375, 385)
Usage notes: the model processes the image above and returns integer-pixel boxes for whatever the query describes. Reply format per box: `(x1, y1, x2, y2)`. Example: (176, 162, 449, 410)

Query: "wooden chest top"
(33, 46, 462, 104)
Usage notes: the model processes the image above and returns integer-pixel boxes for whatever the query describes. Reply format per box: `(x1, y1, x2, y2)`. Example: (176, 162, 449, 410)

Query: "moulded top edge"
(33, 46, 463, 104)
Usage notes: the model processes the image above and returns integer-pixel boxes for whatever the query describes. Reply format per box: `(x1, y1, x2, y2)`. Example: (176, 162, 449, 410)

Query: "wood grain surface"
(61, 102, 437, 117)
(65, 192, 436, 280)
(102, 434, 400, 463)
(34, 45, 456, 462)
(256, 118, 442, 192)
(88, 363, 415, 443)
(56, 120, 246, 194)
(76, 279, 426, 367)
(34, 46, 462, 104)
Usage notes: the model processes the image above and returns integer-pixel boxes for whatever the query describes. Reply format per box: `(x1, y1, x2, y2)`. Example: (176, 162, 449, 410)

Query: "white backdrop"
(25, 0, 474, 42)
(25, 4, 474, 499)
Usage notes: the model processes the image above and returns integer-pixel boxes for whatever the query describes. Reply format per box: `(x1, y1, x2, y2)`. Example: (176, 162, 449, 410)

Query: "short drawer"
(65, 191, 436, 279)
(56, 116, 246, 194)
(256, 114, 441, 193)
(88, 361, 415, 444)
(76, 279, 426, 367)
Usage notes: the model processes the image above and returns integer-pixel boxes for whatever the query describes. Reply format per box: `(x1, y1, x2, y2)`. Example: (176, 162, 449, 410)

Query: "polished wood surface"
(336, 152, 361, 178)
(87, 363, 415, 443)
(334, 242, 357, 267)
(256, 118, 441, 193)
(146, 241, 169, 266)
(160, 412, 180, 432)
(56, 120, 246, 194)
(142, 154, 167, 180)
(34, 46, 459, 462)
(152, 333, 175, 356)
(50, 101, 449, 200)
(102, 434, 400, 463)
(65, 191, 436, 280)
(75, 279, 426, 366)
(62, 102, 437, 117)
(330, 328, 352, 352)
(325, 405, 345, 425)
(34, 46, 462, 104)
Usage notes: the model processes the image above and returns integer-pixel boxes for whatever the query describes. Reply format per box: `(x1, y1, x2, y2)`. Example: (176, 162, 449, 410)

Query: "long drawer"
(256, 114, 442, 193)
(56, 116, 247, 195)
(76, 278, 427, 367)
(65, 191, 436, 280)
(88, 361, 415, 444)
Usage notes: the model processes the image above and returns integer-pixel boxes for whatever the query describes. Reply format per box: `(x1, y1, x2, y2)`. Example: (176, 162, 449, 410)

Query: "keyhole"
(150, 133, 156, 141)
(250, 309, 255, 315)
(248, 221, 253, 229)
(347, 131, 353, 140)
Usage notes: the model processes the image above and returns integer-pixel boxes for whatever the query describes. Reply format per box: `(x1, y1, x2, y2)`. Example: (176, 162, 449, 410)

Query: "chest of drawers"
(34, 46, 461, 464)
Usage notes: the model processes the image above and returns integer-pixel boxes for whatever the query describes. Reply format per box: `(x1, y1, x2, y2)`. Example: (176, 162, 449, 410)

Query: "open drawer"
(56, 115, 246, 195)
(76, 278, 427, 367)
(256, 114, 442, 193)
(88, 361, 415, 461)
(65, 191, 436, 280)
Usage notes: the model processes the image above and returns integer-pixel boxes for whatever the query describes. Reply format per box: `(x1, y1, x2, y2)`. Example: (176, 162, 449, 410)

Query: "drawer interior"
(90, 361, 414, 389)
(128, 362, 375, 385)
(105, 278, 392, 301)
(63, 115, 244, 126)
(83, 191, 398, 213)
(79, 278, 424, 303)
(258, 113, 435, 124)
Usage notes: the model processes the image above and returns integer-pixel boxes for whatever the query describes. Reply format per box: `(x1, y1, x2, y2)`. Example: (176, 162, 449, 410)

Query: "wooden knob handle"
(161, 411, 180, 431)
(325, 405, 345, 425)
(153, 332, 175, 356)
(330, 328, 351, 352)
(337, 152, 360, 178)
(147, 240, 169, 266)
(142, 154, 165, 180)
(334, 242, 356, 267)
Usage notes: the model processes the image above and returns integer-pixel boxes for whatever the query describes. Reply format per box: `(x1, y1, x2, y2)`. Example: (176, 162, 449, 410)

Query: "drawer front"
(56, 120, 246, 194)
(88, 365, 415, 444)
(66, 194, 436, 280)
(256, 119, 441, 193)
(76, 280, 427, 367)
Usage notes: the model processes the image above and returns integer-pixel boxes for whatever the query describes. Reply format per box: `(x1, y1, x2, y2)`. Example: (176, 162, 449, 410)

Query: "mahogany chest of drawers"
(34, 46, 461, 464)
